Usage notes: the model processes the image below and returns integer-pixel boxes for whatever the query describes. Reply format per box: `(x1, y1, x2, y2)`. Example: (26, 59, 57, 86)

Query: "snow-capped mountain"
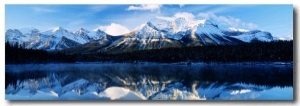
(226, 30, 273, 42)
(5, 17, 274, 52)
(5, 28, 39, 45)
(5, 27, 106, 51)
(73, 28, 93, 42)
(64, 18, 273, 54)
(112, 21, 183, 51)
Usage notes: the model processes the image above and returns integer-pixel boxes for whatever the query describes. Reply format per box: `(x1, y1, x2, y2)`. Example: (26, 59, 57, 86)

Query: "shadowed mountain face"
(5, 18, 273, 53)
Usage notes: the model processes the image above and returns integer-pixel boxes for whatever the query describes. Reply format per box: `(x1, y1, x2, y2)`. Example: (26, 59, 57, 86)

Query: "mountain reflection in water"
(5, 63, 293, 100)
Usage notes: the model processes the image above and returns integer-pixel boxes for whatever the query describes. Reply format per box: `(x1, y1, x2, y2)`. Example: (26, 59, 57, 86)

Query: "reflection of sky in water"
(257, 87, 293, 100)
(216, 87, 293, 100)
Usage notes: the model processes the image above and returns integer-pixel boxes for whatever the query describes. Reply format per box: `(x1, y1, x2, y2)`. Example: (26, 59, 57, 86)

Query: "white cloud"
(156, 12, 196, 22)
(126, 4, 162, 11)
(96, 23, 130, 36)
(275, 35, 293, 40)
(198, 12, 258, 29)
(32, 7, 56, 13)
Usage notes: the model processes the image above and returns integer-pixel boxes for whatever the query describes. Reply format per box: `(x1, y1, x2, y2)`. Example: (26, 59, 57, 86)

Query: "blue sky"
(5, 4, 293, 39)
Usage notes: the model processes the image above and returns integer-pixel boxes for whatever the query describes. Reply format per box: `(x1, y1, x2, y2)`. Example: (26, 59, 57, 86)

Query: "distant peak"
(94, 28, 106, 35)
(134, 21, 159, 31)
(77, 28, 89, 33)
(52, 26, 65, 32)
(93, 28, 104, 32)
(145, 21, 159, 30)
(19, 27, 40, 34)
(146, 21, 155, 27)
(195, 19, 219, 28)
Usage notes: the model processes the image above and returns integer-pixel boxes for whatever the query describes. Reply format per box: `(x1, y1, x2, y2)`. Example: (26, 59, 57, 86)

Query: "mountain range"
(5, 18, 274, 54)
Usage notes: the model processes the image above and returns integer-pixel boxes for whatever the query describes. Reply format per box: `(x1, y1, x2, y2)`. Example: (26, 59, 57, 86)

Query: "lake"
(5, 62, 293, 100)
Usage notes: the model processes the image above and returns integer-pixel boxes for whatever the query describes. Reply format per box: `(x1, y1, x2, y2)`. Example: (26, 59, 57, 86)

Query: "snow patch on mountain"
(230, 30, 273, 42)
(5, 27, 108, 50)
(228, 27, 249, 32)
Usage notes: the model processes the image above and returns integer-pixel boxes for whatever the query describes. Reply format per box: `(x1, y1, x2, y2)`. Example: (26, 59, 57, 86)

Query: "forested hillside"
(5, 40, 293, 64)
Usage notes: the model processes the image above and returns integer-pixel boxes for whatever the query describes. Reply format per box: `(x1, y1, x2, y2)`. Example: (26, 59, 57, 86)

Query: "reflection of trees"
(5, 70, 48, 89)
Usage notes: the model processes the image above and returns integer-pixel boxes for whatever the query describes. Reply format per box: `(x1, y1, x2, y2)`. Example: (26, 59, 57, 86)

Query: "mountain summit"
(5, 18, 273, 52)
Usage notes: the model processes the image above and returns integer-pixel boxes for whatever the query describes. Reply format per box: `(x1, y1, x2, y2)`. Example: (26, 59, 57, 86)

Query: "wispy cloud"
(126, 4, 162, 12)
(156, 12, 196, 22)
(31, 7, 56, 13)
(198, 12, 258, 29)
(89, 5, 108, 12)
(156, 16, 174, 21)
(156, 12, 258, 30)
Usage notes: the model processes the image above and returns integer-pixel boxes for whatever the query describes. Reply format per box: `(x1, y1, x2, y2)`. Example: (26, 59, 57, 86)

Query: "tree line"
(5, 40, 293, 64)
(5, 42, 75, 64)
(105, 40, 293, 63)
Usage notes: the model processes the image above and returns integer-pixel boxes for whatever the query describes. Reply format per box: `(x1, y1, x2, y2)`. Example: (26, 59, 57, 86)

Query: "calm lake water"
(5, 63, 293, 100)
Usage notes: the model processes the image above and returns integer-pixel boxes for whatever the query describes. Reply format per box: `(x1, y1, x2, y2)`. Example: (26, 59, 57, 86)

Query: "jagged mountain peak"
(195, 19, 218, 28)
(133, 21, 159, 32)
(90, 28, 107, 40)
(94, 28, 106, 35)
(19, 27, 39, 34)
(75, 28, 90, 34)
(52, 26, 67, 32)
(146, 21, 157, 28)
(6, 28, 39, 36)
(6, 29, 22, 33)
